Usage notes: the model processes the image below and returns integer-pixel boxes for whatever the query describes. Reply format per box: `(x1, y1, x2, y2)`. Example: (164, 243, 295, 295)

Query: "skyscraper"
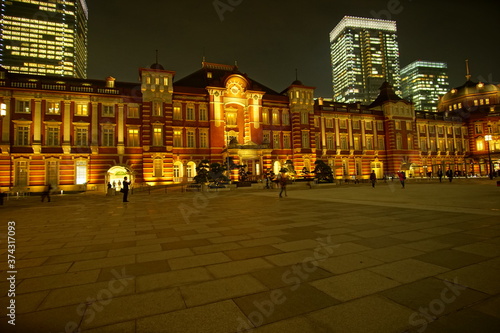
(401, 60, 450, 112)
(0, 0, 88, 78)
(330, 16, 401, 104)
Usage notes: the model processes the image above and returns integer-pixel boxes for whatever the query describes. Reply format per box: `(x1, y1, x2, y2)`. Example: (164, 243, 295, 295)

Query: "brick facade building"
(0, 62, 498, 193)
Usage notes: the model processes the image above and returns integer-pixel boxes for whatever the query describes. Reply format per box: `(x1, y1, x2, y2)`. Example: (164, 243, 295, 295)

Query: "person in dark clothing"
(396, 171, 406, 189)
(41, 184, 52, 202)
(445, 169, 453, 182)
(122, 177, 130, 202)
(278, 173, 288, 198)
(437, 169, 443, 182)
(369, 170, 377, 188)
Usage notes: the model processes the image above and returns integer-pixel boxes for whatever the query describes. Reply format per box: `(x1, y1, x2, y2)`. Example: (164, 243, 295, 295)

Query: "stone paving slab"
(0, 180, 499, 332)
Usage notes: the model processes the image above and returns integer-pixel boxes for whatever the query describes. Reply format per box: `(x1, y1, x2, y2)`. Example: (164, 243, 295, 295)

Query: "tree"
(193, 160, 210, 184)
(314, 160, 334, 183)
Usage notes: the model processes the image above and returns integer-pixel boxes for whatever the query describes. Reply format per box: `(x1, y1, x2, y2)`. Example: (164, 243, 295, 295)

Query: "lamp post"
(485, 134, 493, 179)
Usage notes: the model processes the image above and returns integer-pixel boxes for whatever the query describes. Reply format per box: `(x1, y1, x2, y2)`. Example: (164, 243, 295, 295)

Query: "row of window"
(13, 159, 87, 187)
(14, 101, 141, 118)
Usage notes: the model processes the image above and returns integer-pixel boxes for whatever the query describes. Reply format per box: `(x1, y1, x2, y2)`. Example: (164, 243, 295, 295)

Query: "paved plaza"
(1, 178, 500, 333)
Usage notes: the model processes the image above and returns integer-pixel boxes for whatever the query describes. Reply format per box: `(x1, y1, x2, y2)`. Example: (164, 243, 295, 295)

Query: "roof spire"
(465, 59, 471, 81)
(202, 47, 206, 63)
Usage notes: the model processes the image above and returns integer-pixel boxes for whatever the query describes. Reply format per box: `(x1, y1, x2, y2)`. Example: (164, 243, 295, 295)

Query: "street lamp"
(485, 134, 493, 179)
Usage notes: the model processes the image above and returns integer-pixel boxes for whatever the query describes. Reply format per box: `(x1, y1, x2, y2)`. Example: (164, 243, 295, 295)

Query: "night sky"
(86, 0, 499, 98)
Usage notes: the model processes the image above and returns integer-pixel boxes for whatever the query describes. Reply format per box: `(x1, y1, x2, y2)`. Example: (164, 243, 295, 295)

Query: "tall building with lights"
(0, 0, 88, 78)
(401, 60, 449, 112)
(330, 16, 401, 104)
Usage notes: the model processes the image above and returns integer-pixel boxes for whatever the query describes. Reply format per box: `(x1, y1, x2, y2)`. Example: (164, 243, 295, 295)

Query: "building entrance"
(106, 166, 132, 190)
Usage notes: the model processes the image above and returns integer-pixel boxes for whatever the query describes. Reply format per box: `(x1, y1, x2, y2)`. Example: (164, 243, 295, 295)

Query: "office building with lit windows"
(330, 16, 401, 105)
(0, 0, 88, 78)
(401, 60, 449, 112)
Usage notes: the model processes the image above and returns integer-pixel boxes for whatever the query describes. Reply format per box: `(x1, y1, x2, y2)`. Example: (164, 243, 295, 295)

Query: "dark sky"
(86, 0, 499, 98)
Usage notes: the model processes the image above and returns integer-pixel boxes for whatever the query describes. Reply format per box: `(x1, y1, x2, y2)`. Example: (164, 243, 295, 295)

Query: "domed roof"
(291, 80, 303, 86)
(150, 63, 165, 70)
(441, 80, 499, 103)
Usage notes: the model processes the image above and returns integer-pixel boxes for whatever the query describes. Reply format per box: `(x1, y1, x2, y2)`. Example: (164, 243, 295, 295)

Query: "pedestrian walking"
(437, 169, 443, 182)
(396, 171, 406, 189)
(369, 170, 377, 188)
(41, 184, 52, 202)
(445, 169, 453, 182)
(122, 176, 130, 202)
(278, 173, 288, 198)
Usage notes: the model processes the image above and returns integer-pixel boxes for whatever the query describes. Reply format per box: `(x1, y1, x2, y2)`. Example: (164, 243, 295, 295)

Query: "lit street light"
(485, 134, 493, 180)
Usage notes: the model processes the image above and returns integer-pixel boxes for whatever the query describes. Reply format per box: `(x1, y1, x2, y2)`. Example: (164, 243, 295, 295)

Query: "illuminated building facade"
(0, 62, 498, 194)
(0, 0, 88, 78)
(330, 16, 401, 104)
(401, 61, 449, 112)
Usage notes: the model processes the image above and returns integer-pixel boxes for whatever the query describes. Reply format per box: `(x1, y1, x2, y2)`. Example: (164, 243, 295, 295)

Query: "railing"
(1, 79, 128, 96)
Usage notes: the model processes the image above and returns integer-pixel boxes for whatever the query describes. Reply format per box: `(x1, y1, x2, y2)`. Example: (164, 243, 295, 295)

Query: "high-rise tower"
(401, 60, 450, 112)
(330, 16, 401, 104)
(0, 0, 88, 78)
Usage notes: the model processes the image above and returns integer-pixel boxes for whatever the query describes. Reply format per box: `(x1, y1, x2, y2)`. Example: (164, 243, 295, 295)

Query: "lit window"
(153, 127, 162, 146)
(272, 111, 279, 125)
(76, 104, 88, 116)
(476, 139, 484, 151)
(365, 121, 372, 130)
(262, 111, 269, 124)
(339, 119, 347, 129)
(153, 101, 162, 116)
(153, 158, 163, 177)
(128, 106, 139, 118)
(395, 121, 401, 130)
(127, 129, 140, 147)
(46, 101, 60, 114)
(352, 120, 360, 130)
(76, 160, 87, 185)
(173, 106, 181, 120)
(354, 136, 361, 150)
(226, 113, 236, 126)
(173, 130, 182, 147)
